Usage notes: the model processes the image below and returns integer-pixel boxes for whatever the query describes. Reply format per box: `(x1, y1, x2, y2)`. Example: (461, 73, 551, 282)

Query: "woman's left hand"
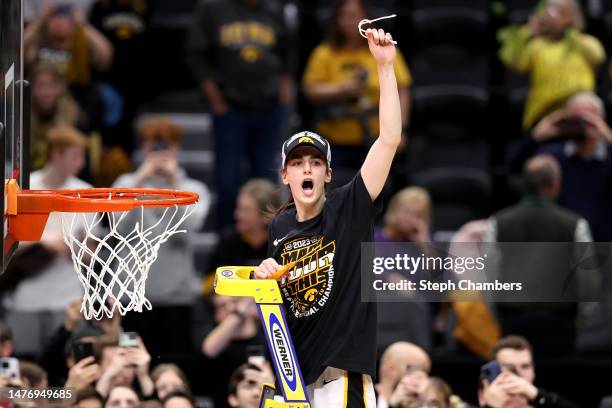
(365, 28, 396, 66)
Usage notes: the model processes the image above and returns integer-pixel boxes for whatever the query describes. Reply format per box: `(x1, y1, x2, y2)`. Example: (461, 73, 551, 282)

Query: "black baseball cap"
(281, 131, 331, 168)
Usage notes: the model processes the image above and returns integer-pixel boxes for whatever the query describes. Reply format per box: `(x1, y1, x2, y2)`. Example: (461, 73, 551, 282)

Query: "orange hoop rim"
(4, 180, 200, 249)
(9, 182, 199, 215)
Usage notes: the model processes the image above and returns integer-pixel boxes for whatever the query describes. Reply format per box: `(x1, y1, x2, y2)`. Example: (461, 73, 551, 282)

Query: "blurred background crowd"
(1, 0, 612, 406)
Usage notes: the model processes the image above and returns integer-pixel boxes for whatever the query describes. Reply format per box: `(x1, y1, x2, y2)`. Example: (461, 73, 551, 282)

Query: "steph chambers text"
(373, 279, 523, 292)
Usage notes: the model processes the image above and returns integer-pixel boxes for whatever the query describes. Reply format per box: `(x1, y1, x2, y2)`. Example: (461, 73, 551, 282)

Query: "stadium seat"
(410, 0, 489, 45)
(377, 299, 432, 356)
(503, 0, 538, 24)
(407, 136, 490, 173)
(149, 0, 198, 29)
(411, 167, 492, 231)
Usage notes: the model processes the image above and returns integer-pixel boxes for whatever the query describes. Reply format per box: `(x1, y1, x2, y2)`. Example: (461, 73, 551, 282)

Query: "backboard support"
(1, 0, 27, 273)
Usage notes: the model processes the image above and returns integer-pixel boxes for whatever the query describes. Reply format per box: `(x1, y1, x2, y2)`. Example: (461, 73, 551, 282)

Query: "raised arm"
(361, 28, 402, 201)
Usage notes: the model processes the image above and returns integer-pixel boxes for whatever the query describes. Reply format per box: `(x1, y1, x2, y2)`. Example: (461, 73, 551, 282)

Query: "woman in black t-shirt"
(254, 27, 401, 407)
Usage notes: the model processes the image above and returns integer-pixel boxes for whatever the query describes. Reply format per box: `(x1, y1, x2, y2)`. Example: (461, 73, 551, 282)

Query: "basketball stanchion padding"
(5, 179, 200, 319)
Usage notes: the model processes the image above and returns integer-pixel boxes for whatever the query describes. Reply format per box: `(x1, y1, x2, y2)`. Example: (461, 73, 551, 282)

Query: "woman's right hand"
(253, 258, 281, 279)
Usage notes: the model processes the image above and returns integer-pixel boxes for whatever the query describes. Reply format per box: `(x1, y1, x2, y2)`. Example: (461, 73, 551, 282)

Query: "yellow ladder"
(215, 266, 311, 408)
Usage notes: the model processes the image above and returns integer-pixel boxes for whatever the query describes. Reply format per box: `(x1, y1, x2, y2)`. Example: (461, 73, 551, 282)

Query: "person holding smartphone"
(254, 26, 401, 407)
(513, 92, 612, 242)
(478, 336, 578, 408)
(95, 335, 154, 398)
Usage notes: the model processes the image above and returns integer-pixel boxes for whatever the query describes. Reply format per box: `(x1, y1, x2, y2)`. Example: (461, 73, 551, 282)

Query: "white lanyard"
(358, 14, 398, 45)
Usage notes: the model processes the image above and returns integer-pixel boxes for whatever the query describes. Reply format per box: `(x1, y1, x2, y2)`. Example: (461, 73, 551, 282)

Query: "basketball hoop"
(5, 180, 200, 319)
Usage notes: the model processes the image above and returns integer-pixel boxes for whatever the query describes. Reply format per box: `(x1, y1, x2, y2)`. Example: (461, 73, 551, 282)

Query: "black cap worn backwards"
(281, 131, 331, 168)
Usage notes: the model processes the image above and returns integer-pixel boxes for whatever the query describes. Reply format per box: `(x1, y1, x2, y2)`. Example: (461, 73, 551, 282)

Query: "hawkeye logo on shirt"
(280, 236, 336, 318)
(220, 21, 276, 63)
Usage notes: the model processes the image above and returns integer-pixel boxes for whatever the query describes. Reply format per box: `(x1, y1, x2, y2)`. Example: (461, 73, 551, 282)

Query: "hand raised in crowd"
(0, 373, 23, 389)
(408, 217, 430, 244)
(97, 308, 122, 339)
(496, 371, 538, 402)
(65, 356, 100, 391)
(125, 338, 152, 376)
(136, 151, 178, 184)
(365, 28, 396, 66)
(64, 299, 84, 332)
(156, 154, 179, 184)
(581, 111, 612, 143)
(235, 297, 259, 321)
(71, 6, 86, 26)
(388, 370, 428, 407)
(483, 372, 530, 408)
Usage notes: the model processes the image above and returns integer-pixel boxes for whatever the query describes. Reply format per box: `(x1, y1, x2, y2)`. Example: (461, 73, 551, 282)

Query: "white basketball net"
(60, 204, 196, 320)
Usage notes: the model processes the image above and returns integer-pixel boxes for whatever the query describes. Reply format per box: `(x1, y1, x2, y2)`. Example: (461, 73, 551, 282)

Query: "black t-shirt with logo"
(267, 173, 382, 384)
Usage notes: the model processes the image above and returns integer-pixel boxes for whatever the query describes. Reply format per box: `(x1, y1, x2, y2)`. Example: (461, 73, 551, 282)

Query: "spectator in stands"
(25, 2, 115, 140)
(151, 364, 191, 401)
(486, 154, 600, 354)
(96, 336, 154, 398)
(517, 92, 612, 241)
(227, 363, 275, 408)
(113, 117, 209, 355)
(200, 295, 262, 359)
(30, 63, 89, 171)
(1, 125, 90, 358)
(161, 391, 195, 408)
(65, 355, 101, 392)
(419, 377, 464, 408)
(192, 291, 267, 407)
(41, 298, 121, 387)
(302, 0, 411, 180)
(498, 0, 605, 130)
(105, 385, 140, 408)
(207, 179, 281, 283)
(376, 187, 432, 244)
(376, 342, 431, 408)
(0, 321, 13, 357)
(187, 0, 294, 227)
(73, 386, 104, 408)
(24, 2, 113, 85)
(19, 361, 48, 388)
(88, 0, 152, 154)
(478, 335, 578, 408)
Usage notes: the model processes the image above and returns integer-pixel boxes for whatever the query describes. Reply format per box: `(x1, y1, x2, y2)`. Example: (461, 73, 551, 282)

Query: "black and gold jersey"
(268, 173, 381, 385)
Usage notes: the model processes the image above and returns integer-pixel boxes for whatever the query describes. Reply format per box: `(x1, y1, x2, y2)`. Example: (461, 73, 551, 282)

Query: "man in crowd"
(479, 335, 578, 408)
(376, 341, 431, 408)
(227, 363, 275, 408)
(486, 154, 599, 354)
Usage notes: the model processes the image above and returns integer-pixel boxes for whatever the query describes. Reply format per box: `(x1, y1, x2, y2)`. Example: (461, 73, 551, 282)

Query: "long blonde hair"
(384, 186, 432, 229)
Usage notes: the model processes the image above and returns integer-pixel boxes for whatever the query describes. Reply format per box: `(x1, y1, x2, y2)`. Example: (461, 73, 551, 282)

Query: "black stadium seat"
(412, 167, 492, 231)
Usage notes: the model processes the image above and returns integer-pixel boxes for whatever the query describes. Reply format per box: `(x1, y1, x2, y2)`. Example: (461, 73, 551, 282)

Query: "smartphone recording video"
(119, 332, 139, 348)
(247, 344, 266, 366)
(72, 341, 95, 363)
(0, 357, 20, 379)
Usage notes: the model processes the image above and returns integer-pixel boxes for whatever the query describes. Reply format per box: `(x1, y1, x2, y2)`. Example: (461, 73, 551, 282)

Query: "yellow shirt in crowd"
(501, 27, 605, 129)
(303, 43, 412, 146)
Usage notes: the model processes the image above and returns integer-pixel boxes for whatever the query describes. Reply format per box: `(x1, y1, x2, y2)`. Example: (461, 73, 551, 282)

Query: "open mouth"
(302, 179, 314, 194)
